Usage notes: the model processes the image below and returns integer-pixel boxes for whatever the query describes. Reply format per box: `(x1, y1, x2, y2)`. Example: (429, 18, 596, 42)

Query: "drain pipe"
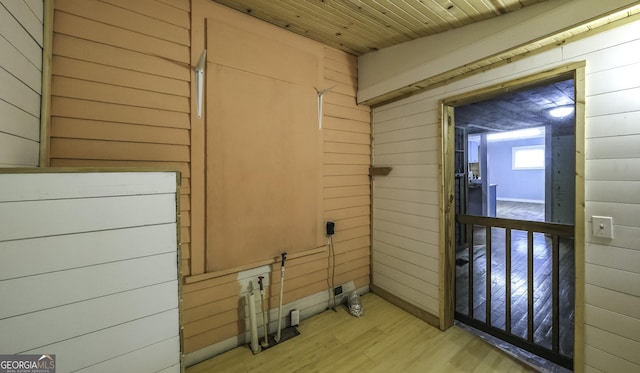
(274, 252, 287, 343)
(248, 292, 260, 354)
(258, 276, 269, 348)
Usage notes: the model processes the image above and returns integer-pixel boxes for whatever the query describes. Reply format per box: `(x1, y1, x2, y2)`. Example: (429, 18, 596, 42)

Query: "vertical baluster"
(505, 228, 512, 335)
(552, 234, 560, 353)
(527, 231, 534, 343)
(486, 226, 492, 326)
(467, 223, 474, 318)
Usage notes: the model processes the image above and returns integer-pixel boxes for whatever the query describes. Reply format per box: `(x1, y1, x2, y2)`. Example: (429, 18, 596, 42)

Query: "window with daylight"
(512, 145, 545, 170)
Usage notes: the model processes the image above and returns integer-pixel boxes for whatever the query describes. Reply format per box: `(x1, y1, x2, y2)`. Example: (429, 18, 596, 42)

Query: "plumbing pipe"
(248, 292, 260, 354)
(258, 276, 269, 348)
(195, 49, 207, 119)
(274, 252, 287, 343)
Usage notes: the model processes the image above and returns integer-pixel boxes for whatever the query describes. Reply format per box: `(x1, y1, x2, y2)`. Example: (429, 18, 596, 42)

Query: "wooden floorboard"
(187, 293, 537, 373)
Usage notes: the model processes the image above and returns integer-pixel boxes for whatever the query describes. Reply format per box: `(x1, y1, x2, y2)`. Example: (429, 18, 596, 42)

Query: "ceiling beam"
(358, 0, 640, 106)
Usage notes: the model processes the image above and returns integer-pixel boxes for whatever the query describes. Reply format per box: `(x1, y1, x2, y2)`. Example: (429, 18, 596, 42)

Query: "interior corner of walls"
(184, 336, 240, 367)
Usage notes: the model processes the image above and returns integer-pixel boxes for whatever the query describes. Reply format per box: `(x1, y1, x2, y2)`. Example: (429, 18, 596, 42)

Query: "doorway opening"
(443, 71, 580, 370)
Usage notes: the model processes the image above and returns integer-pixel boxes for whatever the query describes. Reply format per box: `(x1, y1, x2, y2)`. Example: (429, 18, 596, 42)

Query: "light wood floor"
(187, 293, 536, 373)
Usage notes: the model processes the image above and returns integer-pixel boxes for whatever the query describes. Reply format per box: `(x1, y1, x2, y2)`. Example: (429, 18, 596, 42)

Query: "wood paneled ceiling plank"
(212, 0, 549, 56)
(217, 0, 392, 54)
(387, 1, 448, 34)
(305, 0, 411, 49)
(411, 0, 466, 29)
(451, 0, 496, 21)
(353, 0, 435, 38)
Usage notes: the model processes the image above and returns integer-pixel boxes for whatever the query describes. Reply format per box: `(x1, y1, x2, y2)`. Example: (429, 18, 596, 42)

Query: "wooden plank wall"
(321, 46, 372, 304)
(48, 0, 192, 276)
(370, 17, 640, 373)
(573, 20, 640, 373)
(0, 0, 43, 167)
(0, 171, 180, 372)
(371, 94, 441, 317)
(183, 1, 371, 357)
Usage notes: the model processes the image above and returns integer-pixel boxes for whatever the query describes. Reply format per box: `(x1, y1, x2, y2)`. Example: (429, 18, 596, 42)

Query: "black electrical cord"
(329, 235, 337, 311)
(327, 236, 338, 312)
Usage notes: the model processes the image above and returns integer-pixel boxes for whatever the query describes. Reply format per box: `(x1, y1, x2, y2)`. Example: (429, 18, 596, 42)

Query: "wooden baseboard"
(370, 284, 440, 328)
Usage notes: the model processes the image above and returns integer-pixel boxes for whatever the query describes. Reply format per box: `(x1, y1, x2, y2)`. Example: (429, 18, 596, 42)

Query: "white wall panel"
(585, 304, 640, 343)
(587, 245, 640, 273)
(373, 230, 439, 259)
(374, 208, 437, 230)
(373, 175, 437, 191)
(0, 97, 39, 140)
(562, 19, 640, 62)
(0, 132, 39, 166)
(373, 219, 439, 245)
(585, 284, 640, 320)
(374, 197, 439, 218)
(373, 271, 437, 314)
(25, 310, 179, 372)
(24, 0, 43, 22)
(0, 67, 40, 116)
(585, 159, 640, 181)
(0, 171, 181, 372)
(0, 253, 176, 319)
(375, 138, 438, 155)
(374, 188, 438, 204)
(0, 194, 176, 241)
(0, 281, 178, 353)
(0, 0, 43, 167)
(0, 224, 176, 280)
(0, 4, 42, 68)
(76, 337, 181, 373)
(0, 34, 42, 92)
(585, 326, 640, 365)
(0, 0, 43, 46)
(586, 111, 640, 139)
(375, 151, 438, 166)
(0, 171, 177, 202)
(585, 345, 638, 373)
(587, 225, 640, 251)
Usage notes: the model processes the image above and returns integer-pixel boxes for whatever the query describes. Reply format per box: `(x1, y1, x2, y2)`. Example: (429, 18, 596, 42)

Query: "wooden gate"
(455, 214, 574, 369)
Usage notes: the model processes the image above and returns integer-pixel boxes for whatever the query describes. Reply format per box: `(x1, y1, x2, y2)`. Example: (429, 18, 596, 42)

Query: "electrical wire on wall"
(329, 235, 336, 310)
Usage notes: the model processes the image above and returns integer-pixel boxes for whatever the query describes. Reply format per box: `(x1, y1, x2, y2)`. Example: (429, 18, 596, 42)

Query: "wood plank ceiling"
(211, 0, 549, 56)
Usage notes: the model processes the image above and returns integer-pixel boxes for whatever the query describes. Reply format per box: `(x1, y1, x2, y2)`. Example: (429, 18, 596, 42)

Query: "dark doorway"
(452, 77, 576, 369)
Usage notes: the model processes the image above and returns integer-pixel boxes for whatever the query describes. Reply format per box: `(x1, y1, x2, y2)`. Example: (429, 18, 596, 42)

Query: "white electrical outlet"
(291, 309, 300, 326)
(592, 216, 613, 239)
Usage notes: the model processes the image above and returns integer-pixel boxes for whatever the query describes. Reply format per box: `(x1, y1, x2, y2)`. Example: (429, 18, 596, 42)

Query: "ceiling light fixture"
(549, 106, 574, 118)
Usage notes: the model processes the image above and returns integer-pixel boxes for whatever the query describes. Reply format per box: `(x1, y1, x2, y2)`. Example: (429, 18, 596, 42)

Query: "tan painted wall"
(184, 1, 370, 355)
(49, 0, 192, 275)
(48, 0, 371, 358)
